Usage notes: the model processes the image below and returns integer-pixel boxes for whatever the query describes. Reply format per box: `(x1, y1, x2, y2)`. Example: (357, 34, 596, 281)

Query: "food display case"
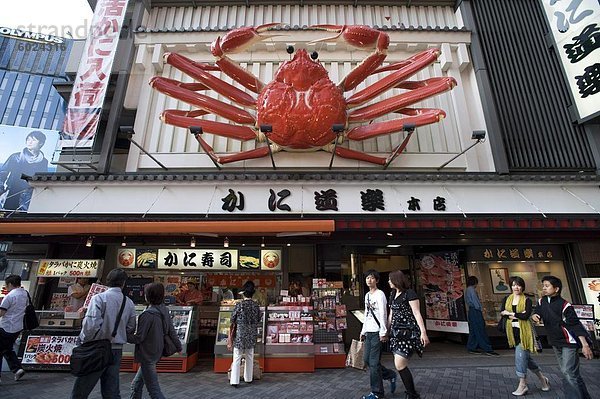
(18, 310, 81, 371)
(122, 305, 199, 373)
(264, 305, 314, 372)
(312, 284, 347, 368)
(213, 304, 265, 372)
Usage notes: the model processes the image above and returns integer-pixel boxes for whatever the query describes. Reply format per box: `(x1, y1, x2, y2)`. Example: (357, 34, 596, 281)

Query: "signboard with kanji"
(22, 335, 79, 365)
(157, 249, 239, 270)
(540, 0, 600, 122)
(61, 0, 130, 147)
(37, 259, 100, 277)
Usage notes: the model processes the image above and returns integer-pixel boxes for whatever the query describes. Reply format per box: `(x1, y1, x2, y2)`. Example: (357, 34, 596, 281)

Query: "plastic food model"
(151, 24, 456, 166)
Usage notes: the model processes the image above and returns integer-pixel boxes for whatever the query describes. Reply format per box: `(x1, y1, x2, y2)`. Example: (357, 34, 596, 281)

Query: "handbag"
(345, 338, 366, 370)
(158, 310, 178, 357)
(23, 291, 39, 330)
(497, 316, 507, 334)
(70, 294, 127, 377)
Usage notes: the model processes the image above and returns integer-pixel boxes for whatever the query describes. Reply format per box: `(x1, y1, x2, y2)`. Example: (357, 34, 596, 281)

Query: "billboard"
(0, 125, 60, 211)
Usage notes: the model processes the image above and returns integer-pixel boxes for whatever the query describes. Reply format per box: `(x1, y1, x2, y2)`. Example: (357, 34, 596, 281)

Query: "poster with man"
(0, 125, 59, 212)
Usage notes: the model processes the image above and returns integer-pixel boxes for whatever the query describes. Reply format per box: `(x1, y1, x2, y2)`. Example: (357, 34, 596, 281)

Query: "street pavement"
(1, 342, 598, 398)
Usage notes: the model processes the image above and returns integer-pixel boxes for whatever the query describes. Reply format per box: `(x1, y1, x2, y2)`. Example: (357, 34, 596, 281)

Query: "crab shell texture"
(257, 49, 345, 149)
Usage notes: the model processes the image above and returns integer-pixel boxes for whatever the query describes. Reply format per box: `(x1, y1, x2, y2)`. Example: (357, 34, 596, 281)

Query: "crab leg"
(161, 110, 257, 141)
(211, 23, 283, 93)
(346, 108, 445, 141)
(346, 49, 441, 107)
(150, 77, 255, 125)
(310, 25, 389, 91)
(348, 77, 456, 122)
(193, 131, 279, 165)
(164, 53, 256, 107)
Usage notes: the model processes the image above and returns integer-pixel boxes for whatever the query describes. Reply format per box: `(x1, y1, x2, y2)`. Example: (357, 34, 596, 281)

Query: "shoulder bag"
(497, 315, 507, 334)
(158, 310, 178, 357)
(23, 291, 40, 330)
(70, 294, 127, 377)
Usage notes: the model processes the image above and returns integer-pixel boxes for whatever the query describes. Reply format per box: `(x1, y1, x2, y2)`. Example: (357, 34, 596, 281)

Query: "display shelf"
(311, 283, 346, 368)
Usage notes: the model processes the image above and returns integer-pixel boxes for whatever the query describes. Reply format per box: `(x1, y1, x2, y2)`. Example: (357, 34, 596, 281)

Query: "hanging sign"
(157, 248, 239, 270)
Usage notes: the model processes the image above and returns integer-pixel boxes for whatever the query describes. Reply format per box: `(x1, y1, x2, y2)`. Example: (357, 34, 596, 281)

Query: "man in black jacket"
(532, 276, 593, 399)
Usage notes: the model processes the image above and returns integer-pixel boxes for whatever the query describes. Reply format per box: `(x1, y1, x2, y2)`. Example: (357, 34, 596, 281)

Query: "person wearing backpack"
(127, 282, 182, 399)
(532, 276, 593, 399)
(0, 274, 28, 383)
(71, 269, 136, 399)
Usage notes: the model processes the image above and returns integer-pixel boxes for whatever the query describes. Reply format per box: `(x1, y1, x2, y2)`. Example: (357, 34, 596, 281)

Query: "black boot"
(399, 367, 420, 399)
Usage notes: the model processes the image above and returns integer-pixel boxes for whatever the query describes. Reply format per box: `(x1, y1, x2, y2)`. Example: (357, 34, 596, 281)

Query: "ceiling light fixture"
(261, 237, 265, 248)
(223, 237, 229, 248)
(190, 236, 196, 248)
(85, 236, 93, 247)
(121, 236, 127, 247)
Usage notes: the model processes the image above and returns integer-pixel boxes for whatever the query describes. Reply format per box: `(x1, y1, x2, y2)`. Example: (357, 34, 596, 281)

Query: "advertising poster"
(22, 335, 78, 365)
(136, 248, 158, 268)
(82, 283, 109, 308)
(0, 125, 60, 211)
(418, 251, 468, 333)
(581, 278, 600, 338)
(117, 248, 136, 268)
(261, 249, 282, 271)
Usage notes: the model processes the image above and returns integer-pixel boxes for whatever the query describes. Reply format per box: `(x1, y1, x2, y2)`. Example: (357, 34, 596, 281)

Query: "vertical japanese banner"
(539, 0, 600, 122)
(417, 251, 468, 333)
(61, 0, 129, 148)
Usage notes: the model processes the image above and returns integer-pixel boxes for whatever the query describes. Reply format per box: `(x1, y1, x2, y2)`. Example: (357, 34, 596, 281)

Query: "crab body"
(151, 24, 457, 167)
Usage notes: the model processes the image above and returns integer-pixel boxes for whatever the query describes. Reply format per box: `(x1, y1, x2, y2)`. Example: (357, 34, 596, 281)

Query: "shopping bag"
(345, 339, 366, 370)
(227, 357, 263, 380)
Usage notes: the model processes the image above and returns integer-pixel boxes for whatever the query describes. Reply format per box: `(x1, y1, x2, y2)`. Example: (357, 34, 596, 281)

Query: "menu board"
(22, 335, 78, 365)
(170, 308, 192, 343)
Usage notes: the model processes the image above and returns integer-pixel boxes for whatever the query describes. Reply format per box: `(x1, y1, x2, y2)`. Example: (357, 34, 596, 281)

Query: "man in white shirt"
(0, 274, 28, 383)
(360, 270, 397, 399)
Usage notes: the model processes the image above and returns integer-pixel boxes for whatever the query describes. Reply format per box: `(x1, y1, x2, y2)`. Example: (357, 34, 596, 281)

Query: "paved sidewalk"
(1, 343, 598, 398)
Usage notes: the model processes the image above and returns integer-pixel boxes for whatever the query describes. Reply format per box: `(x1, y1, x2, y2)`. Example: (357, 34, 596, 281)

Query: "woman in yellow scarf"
(500, 276, 550, 396)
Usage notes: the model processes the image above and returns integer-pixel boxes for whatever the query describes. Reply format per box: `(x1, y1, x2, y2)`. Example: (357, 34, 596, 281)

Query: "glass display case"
(213, 303, 265, 372)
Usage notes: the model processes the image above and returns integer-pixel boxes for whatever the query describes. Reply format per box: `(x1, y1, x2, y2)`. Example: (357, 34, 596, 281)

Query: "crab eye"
(311, 51, 319, 60)
(286, 45, 295, 54)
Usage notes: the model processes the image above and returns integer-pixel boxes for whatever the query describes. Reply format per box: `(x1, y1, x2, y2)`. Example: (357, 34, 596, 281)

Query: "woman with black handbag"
(128, 283, 182, 399)
(387, 270, 429, 399)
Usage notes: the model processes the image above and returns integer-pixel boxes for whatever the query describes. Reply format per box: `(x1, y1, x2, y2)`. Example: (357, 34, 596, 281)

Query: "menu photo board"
(37, 259, 100, 278)
(22, 335, 79, 366)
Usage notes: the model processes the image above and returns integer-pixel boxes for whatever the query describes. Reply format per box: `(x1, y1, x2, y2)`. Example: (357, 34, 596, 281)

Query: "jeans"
(71, 348, 123, 399)
(363, 332, 396, 396)
(553, 346, 592, 399)
(514, 343, 540, 378)
(230, 347, 254, 385)
(130, 361, 165, 399)
(466, 308, 493, 352)
(0, 328, 22, 373)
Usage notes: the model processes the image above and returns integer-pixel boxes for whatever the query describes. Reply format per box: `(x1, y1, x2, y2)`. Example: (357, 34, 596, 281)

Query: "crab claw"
(309, 24, 389, 52)
(211, 23, 285, 57)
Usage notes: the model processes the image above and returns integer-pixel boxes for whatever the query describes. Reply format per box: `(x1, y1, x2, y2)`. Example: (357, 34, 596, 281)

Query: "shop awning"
(0, 220, 335, 235)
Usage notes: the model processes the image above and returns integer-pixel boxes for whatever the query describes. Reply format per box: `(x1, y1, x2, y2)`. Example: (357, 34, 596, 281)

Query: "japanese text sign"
(37, 259, 100, 277)
(62, 0, 130, 147)
(540, 0, 600, 122)
(22, 335, 79, 365)
(157, 248, 239, 270)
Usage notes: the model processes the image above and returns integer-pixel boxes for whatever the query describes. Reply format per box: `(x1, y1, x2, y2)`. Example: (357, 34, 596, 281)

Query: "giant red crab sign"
(150, 23, 457, 168)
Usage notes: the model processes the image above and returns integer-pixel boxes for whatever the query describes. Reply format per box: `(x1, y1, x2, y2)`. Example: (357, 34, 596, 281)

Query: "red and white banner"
(61, 0, 129, 147)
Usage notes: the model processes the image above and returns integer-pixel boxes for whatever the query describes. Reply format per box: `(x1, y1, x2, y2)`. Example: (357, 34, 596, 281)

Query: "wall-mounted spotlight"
(121, 236, 127, 247)
(286, 243, 291, 247)
(189, 126, 203, 135)
(438, 130, 487, 170)
(223, 237, 229, 248)
(86, 236, 93, 247)
(261, 237, 265, 248)
(259, 125, 276, 169)
(190, 236, 196, 248)
(119, 126, 167, 170)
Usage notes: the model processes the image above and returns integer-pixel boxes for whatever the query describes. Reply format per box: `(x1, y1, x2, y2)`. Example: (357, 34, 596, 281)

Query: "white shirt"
(0, 287, 29, 333)
(360, 289, 388, 336)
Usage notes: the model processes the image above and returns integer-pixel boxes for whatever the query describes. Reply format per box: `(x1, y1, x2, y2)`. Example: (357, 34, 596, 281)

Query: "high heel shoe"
(540, 376, 550, 392)
(511, 385, 529, 396)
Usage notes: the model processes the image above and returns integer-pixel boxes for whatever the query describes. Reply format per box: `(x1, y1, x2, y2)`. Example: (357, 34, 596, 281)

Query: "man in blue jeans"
(71, 269, 137, 399)
(532, 275, 593, 399)
(465, 276, 499, 356)
(360, 270, 396, 399)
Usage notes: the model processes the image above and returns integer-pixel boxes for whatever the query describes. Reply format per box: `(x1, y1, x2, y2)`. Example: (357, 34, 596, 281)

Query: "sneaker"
(484, 351, 500, 356)
(389, 375, 397, 394)
(468, 349, 482, 354)
(14, 368, 25, 381)
(361, 393, 382, 399)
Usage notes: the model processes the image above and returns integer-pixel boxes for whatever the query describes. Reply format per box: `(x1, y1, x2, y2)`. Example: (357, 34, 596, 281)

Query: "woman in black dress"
(388, 270, 429, 399)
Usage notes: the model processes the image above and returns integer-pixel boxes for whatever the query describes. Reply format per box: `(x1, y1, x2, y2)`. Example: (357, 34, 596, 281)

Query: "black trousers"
(0, 328, 22, 372)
